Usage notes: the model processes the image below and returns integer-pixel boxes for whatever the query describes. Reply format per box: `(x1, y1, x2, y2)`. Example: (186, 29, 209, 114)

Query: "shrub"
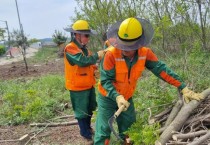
(0, 45, 5, 55)
(52, 30, 67, 46)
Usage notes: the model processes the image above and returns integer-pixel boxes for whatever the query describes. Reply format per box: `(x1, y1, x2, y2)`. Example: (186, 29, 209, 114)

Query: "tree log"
(30, 120, 78, 127)
(165, 100, 183, 126)
(165, 141, 188, 145)
(188, 131, 210, 145)
(184, 113, 210, 125)
(157, 127, 167, 134)
(52, 115, 75, 120)
(149, 107, 172, 124)
(155, 88, 210, 145)
(172, 130, 207, 141)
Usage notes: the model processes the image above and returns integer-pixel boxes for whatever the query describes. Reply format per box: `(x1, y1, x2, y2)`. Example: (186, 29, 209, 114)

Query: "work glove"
(181, 87, 203, 103)
(116, 95, 130, 111)
(97, 50, 105, 60)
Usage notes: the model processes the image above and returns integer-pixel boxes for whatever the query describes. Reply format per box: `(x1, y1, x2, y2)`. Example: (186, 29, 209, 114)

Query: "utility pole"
(15, 0, 24, 40)
(15, 0, 28, 71)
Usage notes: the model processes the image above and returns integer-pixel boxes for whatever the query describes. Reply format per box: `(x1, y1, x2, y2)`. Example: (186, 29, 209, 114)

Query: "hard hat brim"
(64, 28, 97, 35)
(107, 18, 154, 51)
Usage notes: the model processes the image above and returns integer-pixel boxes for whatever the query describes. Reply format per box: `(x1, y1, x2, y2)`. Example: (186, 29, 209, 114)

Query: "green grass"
(0, 75, 71, 125)
(28, 47, 58, 63)
(0, 47, 72, 125)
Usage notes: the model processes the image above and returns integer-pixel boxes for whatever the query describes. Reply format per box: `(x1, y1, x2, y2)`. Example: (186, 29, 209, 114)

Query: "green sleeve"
(146, 60, 186, 90)
(66, 52, 99, 67)
(100, 58, 120, 101)
(104, 44, 108, 49)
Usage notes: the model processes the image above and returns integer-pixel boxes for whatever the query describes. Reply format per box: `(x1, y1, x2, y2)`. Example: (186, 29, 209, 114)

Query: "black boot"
(86, 115, 94, 135)
(77, 118, 92, 140)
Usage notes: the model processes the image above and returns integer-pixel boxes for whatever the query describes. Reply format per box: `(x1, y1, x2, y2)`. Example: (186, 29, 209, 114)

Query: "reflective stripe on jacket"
(98, 46, 148, 100)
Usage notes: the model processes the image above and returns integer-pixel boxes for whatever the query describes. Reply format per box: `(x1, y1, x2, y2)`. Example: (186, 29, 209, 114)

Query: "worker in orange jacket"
(94, 17, 203, 145)
(64, 20, 105, 144)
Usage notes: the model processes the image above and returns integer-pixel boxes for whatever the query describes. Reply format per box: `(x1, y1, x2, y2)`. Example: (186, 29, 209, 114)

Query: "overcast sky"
(0, 0, 77, 39)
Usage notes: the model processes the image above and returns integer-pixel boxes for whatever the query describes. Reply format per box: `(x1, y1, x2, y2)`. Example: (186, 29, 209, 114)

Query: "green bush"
(52, 30, 67, 46)
(0, 45, 5, 55)
(0, 75, 70, 125)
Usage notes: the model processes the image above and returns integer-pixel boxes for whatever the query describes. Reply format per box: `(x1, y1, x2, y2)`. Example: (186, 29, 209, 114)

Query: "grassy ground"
(0, 47, 209, 144)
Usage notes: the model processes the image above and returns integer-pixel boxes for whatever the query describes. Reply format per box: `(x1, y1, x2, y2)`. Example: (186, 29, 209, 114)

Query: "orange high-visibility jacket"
(98, 46, 148, 100)
(64, 42, 96, 91)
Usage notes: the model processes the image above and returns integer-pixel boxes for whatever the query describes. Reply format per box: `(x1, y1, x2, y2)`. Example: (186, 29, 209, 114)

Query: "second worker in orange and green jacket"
(64, 20, 105, 144)
(94, 17, 203, 145)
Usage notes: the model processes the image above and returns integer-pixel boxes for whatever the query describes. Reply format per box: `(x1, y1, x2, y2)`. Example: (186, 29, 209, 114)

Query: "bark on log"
(165, 100, 183, 126)
(165, 141, 188, 145)
(172, 130, 207, 141)
(30, 120, 78, 127)
(157, 127, 167, 134)
(155, 88, 210, 145)
(188, 131, 210, 145)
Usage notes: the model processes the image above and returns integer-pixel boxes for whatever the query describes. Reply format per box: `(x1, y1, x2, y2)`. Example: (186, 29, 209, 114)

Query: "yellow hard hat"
(118, 17, 143, 41)
(64, 20, 96, 35)
(72, 20, 90, 31)
(107, 17, 154, 51)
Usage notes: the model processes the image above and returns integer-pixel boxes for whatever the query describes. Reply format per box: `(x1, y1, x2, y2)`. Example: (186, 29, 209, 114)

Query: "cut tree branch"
(155, 88, 210, 145)
(188, 131, 210, 145)
(165, 100, 183, 126)
(30, 120, 78, 127)
(172, 130, 207, 141)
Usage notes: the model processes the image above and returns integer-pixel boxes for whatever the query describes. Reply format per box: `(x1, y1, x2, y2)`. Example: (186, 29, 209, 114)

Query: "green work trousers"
(94, 94, 136, 145)
(70, 87, 97, 119)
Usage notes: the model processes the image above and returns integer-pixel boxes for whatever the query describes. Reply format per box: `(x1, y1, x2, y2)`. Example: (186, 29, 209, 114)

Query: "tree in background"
(10, 29, 29, 70)
(73, 0, 210, 52)
(73, 0, 138, 51)
(28, 38, 39, 45)
(0, 45, 5, 56)
(0, 28, 6, 41)
(52, 30, 67, 57)
(0, 29, 6, 55)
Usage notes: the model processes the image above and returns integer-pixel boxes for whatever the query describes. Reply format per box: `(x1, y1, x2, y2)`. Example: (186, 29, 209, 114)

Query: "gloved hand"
(97, 50, 105, 60)
(116, 95, 130, 111)
(181, 87, 203, 103)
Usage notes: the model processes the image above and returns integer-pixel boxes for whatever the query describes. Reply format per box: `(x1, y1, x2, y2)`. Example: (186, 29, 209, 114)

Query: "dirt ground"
(0, 124, 89, 145)
(0, 54, 91, 144)
(0, 58, 64, 80)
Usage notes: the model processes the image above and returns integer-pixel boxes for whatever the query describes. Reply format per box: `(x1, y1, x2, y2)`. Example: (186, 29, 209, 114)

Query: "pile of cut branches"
(149, 88, 210, 145)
